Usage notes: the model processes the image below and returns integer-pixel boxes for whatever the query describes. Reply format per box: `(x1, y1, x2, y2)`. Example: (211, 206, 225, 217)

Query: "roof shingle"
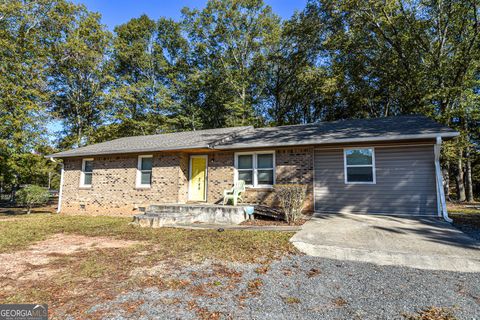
(48, 115, 458, 158)
(215, 115, 458, 149)
(49, 126, 252, 158)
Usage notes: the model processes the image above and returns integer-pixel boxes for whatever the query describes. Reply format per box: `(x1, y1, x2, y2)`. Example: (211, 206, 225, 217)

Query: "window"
(235, 152, 275, 187)
(137, 155, 153, 188)
(80, 158, 93, 187)
(344, 148, 376, 184)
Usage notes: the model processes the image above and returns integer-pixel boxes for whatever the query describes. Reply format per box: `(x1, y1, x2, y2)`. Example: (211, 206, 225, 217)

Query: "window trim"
(136, 155, 153, 189)
(80, 158, 94, 188)
(343, 147, 376, 184)
(234, 151, 275, 188)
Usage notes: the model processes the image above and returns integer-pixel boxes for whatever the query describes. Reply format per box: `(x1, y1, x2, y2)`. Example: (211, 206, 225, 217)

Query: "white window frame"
(343, 147, 376, 184)
(80, 158, 94, 188)
(234, 151, 275, 188)
(136, 155, 153, 189)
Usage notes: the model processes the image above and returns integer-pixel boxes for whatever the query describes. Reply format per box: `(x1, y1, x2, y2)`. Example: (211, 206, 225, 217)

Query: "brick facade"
(61, 147, 314, 215)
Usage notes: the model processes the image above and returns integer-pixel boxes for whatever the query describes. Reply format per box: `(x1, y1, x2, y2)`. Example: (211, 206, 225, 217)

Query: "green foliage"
(0, 0, 79, 192)
(16, 185, 50, 213)
(1, 0, 479, 199)
(48, 8, 113, 148)
(106, 15, 170, 138)
(182, 0, 280, 127)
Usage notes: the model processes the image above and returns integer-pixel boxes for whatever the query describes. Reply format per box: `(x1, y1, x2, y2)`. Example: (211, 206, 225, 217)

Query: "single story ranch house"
(48, 115, 458, 220)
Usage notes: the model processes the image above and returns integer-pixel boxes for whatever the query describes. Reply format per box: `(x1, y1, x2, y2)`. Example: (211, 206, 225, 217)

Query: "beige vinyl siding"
(314, 145, 437, 215)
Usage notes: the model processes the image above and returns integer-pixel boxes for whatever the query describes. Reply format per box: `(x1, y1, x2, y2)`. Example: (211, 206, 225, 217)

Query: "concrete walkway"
(290, 214, 480, 272)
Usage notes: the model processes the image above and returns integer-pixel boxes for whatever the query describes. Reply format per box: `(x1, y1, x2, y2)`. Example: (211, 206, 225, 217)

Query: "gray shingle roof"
(48, 126, 252, 158)
(48, 115, 458, 158)
(215, 115, 458, 150)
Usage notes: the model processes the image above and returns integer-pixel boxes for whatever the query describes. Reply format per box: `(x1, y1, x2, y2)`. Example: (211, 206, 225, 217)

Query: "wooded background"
(1, 0, 479, 201)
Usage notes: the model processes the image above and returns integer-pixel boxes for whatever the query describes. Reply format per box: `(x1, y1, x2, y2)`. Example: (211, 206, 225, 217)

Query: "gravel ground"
(86, 256, 480, 320)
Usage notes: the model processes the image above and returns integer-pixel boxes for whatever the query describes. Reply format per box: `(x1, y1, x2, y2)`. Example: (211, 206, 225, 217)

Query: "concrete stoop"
(133, 204, 248, 228)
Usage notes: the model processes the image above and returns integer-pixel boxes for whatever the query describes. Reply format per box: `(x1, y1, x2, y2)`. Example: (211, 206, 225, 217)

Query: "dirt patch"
(0, 234, 142, 281)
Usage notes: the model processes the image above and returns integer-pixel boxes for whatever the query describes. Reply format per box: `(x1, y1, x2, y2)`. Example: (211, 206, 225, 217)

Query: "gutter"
(434, 137, 452, 223)
(49, 157, 64, 214)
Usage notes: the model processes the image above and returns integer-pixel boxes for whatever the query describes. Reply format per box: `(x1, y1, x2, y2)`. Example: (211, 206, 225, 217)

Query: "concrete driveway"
(291, 214, 480, 272)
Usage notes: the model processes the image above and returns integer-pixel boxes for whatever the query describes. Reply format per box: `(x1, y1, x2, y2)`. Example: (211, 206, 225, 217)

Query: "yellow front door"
(189, 156, 207, 201)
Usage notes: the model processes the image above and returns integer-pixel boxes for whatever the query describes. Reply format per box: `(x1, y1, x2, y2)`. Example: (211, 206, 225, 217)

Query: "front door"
(189, 155, 207, 201)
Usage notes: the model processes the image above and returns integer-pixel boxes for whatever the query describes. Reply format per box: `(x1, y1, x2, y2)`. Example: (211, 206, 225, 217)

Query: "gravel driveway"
(87, 255, 480, 319)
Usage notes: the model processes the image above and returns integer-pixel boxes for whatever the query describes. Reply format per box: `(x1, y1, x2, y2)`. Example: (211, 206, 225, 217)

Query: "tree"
(105, 15, 171, 138)
(16, 185, 50, 214)
(48, 8, 113, 148)
(262, 8, 330, 125)
(156, 17, 203, 131)
(0, 0, 82, 194)
(291, 0, 480, 200)
(182, 0, 280, 127)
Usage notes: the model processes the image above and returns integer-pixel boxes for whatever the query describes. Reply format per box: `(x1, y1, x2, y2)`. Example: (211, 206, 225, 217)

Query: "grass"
(282, 296, 301, 304)
(0, 214, 296, 261)
(0, 214, 296, 317)
(447, 202, 480, 215)
(447, 202, 480, 230)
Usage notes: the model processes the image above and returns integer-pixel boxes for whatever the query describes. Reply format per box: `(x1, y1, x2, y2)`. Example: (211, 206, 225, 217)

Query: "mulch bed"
(241, 216, 308, 227)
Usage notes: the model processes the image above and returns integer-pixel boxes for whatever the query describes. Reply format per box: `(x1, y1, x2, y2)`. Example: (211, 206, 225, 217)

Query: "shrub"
(275, 184, 307, 225)
(16, 185, 50, 214)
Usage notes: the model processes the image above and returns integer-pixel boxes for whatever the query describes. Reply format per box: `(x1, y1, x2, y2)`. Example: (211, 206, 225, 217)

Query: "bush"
(275, 184, 307, 225)
(16, 185, 50, 214)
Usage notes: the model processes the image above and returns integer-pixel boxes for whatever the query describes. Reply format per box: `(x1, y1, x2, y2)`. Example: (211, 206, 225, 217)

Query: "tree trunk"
(456, 157, 466, 202)
(442, 161, 450, 201)
(465, 149, 474, 202)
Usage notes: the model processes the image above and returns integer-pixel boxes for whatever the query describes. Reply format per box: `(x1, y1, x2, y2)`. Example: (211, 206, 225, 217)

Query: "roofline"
(213, 132, 460, 150)
(208, 126, 254, 148)
(46, 131, 459, 158)
(45, 144, 212, 159)
(46, 126, 255, 159)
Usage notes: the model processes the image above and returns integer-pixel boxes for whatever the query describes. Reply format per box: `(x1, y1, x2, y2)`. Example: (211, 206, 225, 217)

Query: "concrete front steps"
(133, 203, 250, 228)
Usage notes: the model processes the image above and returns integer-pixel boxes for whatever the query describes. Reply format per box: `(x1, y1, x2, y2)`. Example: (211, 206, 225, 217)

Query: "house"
(48, 115, 458, 219)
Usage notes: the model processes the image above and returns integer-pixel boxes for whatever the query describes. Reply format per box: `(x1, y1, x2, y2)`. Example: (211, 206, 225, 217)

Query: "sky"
(49, 0, 308, 138)
(71, 0, 307, 29)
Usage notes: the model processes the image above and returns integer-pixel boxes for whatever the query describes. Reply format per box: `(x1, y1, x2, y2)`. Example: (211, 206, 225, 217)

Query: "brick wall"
(207, 147, 314, 212)
(60, 147, 314, 215)
(62, 152, 186, 215)
(177, 153, 189, 203)
(207, 152, 235, 204)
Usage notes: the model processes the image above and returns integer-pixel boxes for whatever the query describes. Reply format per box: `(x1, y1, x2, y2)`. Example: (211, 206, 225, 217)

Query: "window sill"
(135, 186, 152, 190)
(79, 186, 92, 190)
(345, 182, 376, 185)
(246, 186, 274, 191)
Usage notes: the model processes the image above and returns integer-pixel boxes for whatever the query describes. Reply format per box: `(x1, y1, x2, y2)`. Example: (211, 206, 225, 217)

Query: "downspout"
(434, 137, 452, 223)
(49, 158, 64, 214)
